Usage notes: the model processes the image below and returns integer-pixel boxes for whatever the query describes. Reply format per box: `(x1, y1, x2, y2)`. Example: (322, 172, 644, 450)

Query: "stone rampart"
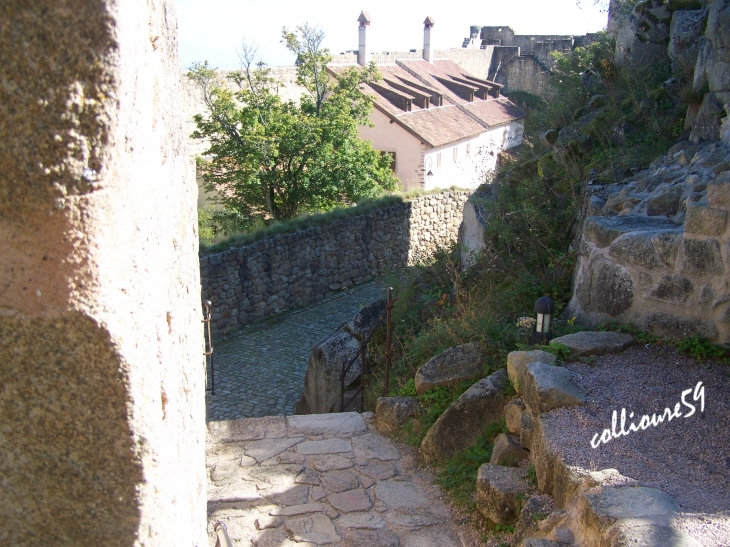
(201, 191, 470, 336)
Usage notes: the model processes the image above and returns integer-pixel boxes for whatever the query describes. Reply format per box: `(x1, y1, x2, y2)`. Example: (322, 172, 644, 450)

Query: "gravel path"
(544, 345, 730, 546)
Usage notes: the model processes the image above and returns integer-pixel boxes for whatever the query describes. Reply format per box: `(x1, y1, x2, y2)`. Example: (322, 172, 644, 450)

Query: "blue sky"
(174, 0, 609, 70)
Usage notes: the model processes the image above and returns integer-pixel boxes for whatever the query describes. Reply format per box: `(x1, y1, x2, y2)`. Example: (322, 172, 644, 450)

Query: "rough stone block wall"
(201, 191, 470, 336)
(0, 0, 206, 545)
(569, 141, 730, 343)
(502, 56, 552, 98)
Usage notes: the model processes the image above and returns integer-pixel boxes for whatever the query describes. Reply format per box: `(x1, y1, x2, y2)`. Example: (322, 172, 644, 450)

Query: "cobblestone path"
(206, 412, 477, 546)
(206, 280, 388, 422)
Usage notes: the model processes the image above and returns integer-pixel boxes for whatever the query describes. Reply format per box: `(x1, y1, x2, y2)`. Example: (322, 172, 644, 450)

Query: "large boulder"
(420, 369, 507, 464)
(575, 256, 634, 317)
(414, 343, 484, 395)
(521, 362, 587, 416)
(296, 299, 385, 414)
(549, 331, 635, 357)
(375, 397, 420, 436)
(504, 399, 525, 435)
(690, 92, 730, 143)
(476, 464, 531, 524)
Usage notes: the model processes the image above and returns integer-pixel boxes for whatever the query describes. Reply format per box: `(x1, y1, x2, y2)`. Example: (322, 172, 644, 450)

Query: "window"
(466, 143, 471, 157)
(436, 153, 442, 168)
(453, 147, 458, 162)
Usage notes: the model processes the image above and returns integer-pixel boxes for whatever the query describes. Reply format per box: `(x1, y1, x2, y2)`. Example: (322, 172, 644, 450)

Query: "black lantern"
(531, 294, 555, 344)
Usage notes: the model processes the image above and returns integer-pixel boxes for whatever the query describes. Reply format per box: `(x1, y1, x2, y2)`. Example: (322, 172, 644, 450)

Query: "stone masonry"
(206, 412, 470, 546)
(201, 191, 469, 337)
(0, 0, 206, 545)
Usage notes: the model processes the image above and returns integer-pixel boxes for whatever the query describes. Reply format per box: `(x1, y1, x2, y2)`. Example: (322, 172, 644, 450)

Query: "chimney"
(423, 16, 435, 63)
(357, 11, 371, 66)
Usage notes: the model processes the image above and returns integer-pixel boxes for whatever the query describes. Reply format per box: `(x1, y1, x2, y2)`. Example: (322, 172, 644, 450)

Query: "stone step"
(550, 331, 635, 357)
(507, 350, 557, 395)
(521, 362, 587, 416)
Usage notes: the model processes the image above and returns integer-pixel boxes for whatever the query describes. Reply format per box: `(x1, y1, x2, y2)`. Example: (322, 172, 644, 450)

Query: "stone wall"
(0, 0, 206, 545)
(201, 191, 470, 336)
(569, 141, 730, 343)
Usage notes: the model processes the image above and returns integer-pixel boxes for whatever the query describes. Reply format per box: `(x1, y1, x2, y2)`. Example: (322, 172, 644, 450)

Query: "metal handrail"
(214, 521, 232, 547)
(203, 300, 215, 395)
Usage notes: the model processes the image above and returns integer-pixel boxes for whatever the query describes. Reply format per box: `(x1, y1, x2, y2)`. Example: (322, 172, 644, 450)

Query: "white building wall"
(358, 107, 426, 191)
(423, 121, 524, 191)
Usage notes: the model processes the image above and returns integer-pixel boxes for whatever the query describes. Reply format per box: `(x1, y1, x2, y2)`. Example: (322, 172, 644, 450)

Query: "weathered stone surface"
(505, 399, 526, 435)
(684, 204, 728, 236)
(311, 455, 355, 472)
(402, 527, 461, 547)
(615, 0, 672, 67)
(579, 486, 680, 534)
(376, 480, 430, 510)
(507, 350, 557, 394)
(459, 191, 491, 268)
(645, 274, 693, 303)
(269, 503, 325, 516)
(476, 464, 531, 524)
(606, 523, 703, 547)
(328, 489, 373, 513)
(321, 470, 360, 493)
(519, 540, 567, 547)
(489, 433, 529, 466)
(513, 495, 557, 546)
(415, 343, 484, 395)
(357, 461, 396, 480)
(208, 416, 288, 443)
(707, 47, 730, 92)
(550, 331, 635, 357)
(520, 411, 535, 450)
(297, 315, 375, 415)
(352, 433, 401, 461)
(244, 437, 304, 463)
(583, 215, 677, 248)
(285, 513, 341, 544)
(375, 397, 420, 435)
(681, 237, 724, 275)
(690, 92, 729, 143)
(266, 485, 311, 507)
(576, 255, 634, 317)
(297, 438, 352, 455)
(608, 230, 681, 270)
(707, 178, 730, 209)
(669, 9, 709, 79)
(646, 185, 683, 217)
(287, 412, 367, 437)
(646, 311, 719, 339)
(521, 362, 587, 416)
(335, 512, 385, 530)
(420, 369, 508, 463)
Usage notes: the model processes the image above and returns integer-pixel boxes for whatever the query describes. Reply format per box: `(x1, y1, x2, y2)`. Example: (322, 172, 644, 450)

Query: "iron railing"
(203, 300, 215, 395)
(339, 287, 396, 412)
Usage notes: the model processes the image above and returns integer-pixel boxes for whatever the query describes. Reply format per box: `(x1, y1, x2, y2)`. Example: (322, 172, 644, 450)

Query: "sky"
(174, 0, 609, 70)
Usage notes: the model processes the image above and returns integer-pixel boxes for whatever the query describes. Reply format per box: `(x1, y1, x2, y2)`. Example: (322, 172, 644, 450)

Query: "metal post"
(203, 300, 215, 395)
(359, 331, 367, 413)
(384, 287, 394, 397)
(214, 521, 233, 547)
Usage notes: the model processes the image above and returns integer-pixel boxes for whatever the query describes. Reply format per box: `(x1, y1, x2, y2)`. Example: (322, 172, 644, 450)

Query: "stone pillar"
(0, 0, 206, 545)
(424, 17, 436, 63)
(358, 11, 371, 66)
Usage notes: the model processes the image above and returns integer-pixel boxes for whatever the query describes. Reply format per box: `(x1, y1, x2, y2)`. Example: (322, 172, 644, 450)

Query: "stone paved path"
(207, 281, 388, 422)
(206, 412, 475, 547)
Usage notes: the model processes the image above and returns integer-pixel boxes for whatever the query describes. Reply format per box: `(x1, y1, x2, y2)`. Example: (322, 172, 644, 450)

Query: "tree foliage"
(188, 25, 397, 223)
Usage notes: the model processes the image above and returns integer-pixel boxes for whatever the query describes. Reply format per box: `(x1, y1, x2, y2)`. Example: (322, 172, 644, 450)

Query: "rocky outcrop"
(521, 363, 588, 416)
(414, 343, 484, 395)
(375, 397, 420, 435)
(296, 299, 385, 415)
(420, 369, 507, 464)
(570, 140, 730, 343)
(615, 0, 672, 68)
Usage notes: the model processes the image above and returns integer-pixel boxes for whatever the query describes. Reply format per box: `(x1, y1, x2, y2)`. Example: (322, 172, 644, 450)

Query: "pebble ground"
(206, 280, 389, 422)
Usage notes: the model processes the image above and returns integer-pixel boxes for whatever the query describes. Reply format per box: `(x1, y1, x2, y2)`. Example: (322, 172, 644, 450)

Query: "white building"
(332, 14, 526, 192)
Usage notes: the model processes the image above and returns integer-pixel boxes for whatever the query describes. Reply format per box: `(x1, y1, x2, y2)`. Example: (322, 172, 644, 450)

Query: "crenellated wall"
(201, 191, 470, 336)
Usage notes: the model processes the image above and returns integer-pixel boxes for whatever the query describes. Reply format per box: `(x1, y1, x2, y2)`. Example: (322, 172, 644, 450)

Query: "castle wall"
(200, 191, 470, 336)
(0, 0, 206, 544)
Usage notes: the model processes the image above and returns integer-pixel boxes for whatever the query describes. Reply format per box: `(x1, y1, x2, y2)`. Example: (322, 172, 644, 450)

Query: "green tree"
(188, 25, 397, 223)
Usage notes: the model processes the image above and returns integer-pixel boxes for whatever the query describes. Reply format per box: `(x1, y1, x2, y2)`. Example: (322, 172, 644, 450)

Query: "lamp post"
(531, 294, 554, 344)
(425, 157, 433, 187)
